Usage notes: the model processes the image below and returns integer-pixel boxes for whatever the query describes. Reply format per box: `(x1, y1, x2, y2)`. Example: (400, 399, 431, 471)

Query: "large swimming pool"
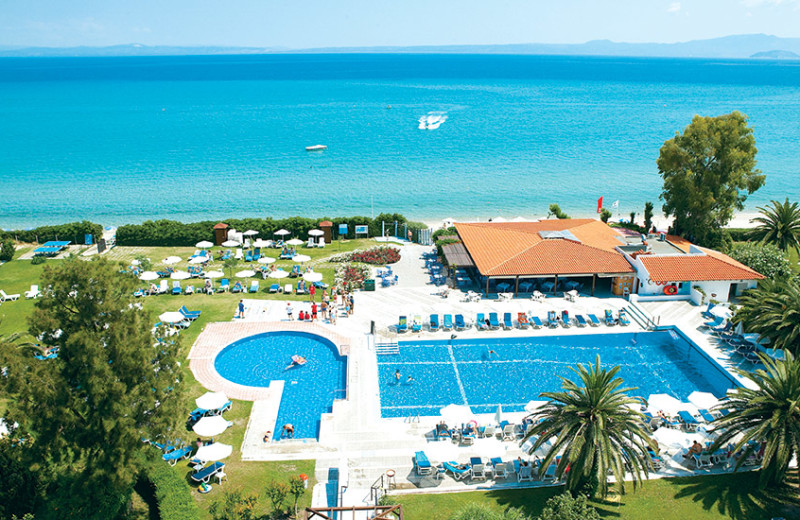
(215, 332, 347, 440)
(377, 329, 737, 418)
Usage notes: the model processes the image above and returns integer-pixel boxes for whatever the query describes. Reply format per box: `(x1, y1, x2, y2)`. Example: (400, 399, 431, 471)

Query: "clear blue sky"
(1, 0, 798, 48)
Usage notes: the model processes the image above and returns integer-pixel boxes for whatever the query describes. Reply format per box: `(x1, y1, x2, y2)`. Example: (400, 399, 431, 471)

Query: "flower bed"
(328, 246, 400, 265)
(334, 262, 373, 290)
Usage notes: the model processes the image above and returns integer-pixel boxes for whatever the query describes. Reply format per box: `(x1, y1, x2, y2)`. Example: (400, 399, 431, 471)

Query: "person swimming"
(286, 355, 307, 370)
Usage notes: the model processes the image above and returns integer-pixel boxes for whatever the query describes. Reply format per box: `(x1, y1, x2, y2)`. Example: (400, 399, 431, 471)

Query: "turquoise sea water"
(2, 54, 800, 228)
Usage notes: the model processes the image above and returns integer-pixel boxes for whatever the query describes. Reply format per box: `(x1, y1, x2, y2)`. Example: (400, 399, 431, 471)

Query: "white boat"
(305, 145, 327, 152)
(418, 113, 447, 130)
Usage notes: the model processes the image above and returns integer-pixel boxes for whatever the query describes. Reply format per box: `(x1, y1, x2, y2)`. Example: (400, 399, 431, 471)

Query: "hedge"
(146, 459, 201, 520)
(1, 221, 102, 245)
(726, 228, 751, 243)
(115, 213, 424, 247)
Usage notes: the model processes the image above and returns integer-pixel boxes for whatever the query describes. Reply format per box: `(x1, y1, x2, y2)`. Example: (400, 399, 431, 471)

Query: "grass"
(393, 473, 800, 520)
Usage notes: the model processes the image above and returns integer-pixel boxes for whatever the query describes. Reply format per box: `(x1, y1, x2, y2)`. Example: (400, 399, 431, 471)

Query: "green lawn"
(393, 473, 800, 520)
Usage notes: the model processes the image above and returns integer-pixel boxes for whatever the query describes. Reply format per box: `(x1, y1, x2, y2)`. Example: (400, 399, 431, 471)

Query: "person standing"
(348, 293, 354, 315)
(238, 300, 245, 319)
(286, 302, 293, 320)
(311, 302, 318, 321)
(309, 283, 316, 303)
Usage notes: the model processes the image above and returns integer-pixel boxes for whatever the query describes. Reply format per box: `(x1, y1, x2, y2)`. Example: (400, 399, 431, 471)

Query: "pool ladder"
(374, 342, 399, 355)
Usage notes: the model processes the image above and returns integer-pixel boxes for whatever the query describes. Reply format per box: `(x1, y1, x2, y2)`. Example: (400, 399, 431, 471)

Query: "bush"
(146, 461, 201, 520)
(536, 492, 600, 520)
(0, 239, 15, 262)
(432, 226, 457, 241)
(548, 204, 569, 219)
(30, 255, 46, 265)
(328, 247, 400, 265)
(334, 263, 372, 290)
(450, 502, 531, 520)
(435, 237, 461, 257)
(728, 241, 792, 280)
(4, 221, 102, 245)
(726, 228, 750, 243)
(599, 209, 612, 223)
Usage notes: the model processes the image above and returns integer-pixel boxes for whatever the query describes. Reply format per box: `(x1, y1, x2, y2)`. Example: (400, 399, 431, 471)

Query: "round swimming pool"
(215, 331, 347, 440)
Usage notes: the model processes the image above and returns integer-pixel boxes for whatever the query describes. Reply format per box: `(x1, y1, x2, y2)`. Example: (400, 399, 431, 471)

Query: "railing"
(369, 473, 388, 506)
(625, 301, 659, 330)
(305, 505, 403, 520)
(374, 342, 399, 355)
(405, 413, 420, 423)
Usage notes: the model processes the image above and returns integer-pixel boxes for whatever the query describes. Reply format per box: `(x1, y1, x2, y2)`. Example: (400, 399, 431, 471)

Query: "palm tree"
(733, 278, 800, 357)
(523, 356, 657, 497)
(709, 351, 800, 488)
(750, 198, 800, 252)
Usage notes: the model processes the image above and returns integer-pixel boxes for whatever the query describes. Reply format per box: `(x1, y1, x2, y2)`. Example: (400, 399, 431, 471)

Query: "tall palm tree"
(733, 278, 800, 357)
(523, 356, 657, 497)
(709, 351, 800, 488)
(750, 198, 800, 252)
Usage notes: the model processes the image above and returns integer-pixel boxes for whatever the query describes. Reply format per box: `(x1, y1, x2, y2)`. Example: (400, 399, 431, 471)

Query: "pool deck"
(186, 243, 760, 508)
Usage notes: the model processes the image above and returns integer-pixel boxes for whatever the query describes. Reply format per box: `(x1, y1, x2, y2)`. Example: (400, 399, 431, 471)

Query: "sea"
(2, 53, 800, 229)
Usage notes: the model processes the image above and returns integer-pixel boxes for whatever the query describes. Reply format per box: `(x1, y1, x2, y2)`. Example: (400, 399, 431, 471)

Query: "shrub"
(726, 228, 750, 243)
(264, 480, 289, 518)
(432, 226, 457, 241)
(146, 461, 200, 520)
(548, 204, 569, 219)
(30, 255, 46, 265)
(209, 489, 258, 520)
(435, 237, 461, 257)
(728, 241, 792, 280)
(329, 246, 400, 265)
(4, 221, 102, 245)
(450, 502, 531, 520)
(536, 492, 600, 520)
(0, 239, 15, 262)
(334, 263, 372, 290)
(599, 209, 612, 223)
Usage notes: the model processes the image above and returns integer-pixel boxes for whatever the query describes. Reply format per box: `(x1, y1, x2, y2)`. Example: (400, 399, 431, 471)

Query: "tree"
(536, 492, 600, 520)
(0, 238, 15, 262)
(708, 351, 800, 487)
(524, 356, 656, 497)
(749, 198, 800, 253)
(264, 480, 289, 518)
(643, 202, 654, 234)
(657, 112, 764, 247)
(450, 503, 531, 520)
(599, 209, 612, 223)
(0, 258, 184, 519)
(223, 256, 239, 279)
(629, 211, 636, 225)
(289, 475, 307, 518)
(209, 489, 259, 520)
(733, 279, 800, 356)
(728, 242, 791, 281)
(548, 204, 569, 219)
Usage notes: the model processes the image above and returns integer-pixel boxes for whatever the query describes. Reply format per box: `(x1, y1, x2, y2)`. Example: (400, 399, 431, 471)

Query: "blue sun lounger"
(442, 461, 472, 481)
(587, 314, 601, 326)
(455, 314, 466, 330)
(678, 410, 700, 431)
(249, 280, 259, 293)
(698, 409, 716, 422)
(162, 445, 193, 466)
(397, 316, 408, 333)
(191, 462, 225, 483)
(172, 281, 182, 295)
(530, 315, 543, 328)
(547, 311, 558, 328)
(430, 314, 440, 331)
(575, 314, 588, 327)
(701, 303, 716, 320)
(503, 312, 513, 330)
(443, 314, 453, 330)
(604, 309, 616, 325)
(180, 306, 201, 320)
(476, 313, 488, 331)
(269, 283, 279, 293)
(618, 311, 631, 326)
(245, 250, 253, 262)
(414, 451, 433, 475)
(489, 313, 500, 330)
(561, 311, 572, 327)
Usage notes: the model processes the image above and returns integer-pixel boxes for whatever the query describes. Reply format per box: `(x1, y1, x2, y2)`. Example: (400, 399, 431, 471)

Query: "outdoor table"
(565, 280, 580, 290)
(519, 282, 532, 292)
(496, 282, 511, 292)
(541, 281, 555, 292)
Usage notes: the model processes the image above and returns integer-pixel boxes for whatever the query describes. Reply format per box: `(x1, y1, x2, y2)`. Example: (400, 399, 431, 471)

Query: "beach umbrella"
(765, 348, 786, 361)
(235, 270, 256, 278)
(196, 391, 228, 410)
(292, 254, 311, 263)
(131, 259, 141, 266)
(308, 229, 324, 237)
(647, 394, 684, 416)
(192, 416, 232, 437)
(439, 404, 475, 425)
(139, 271, 159, 281)
(258, 256, 276, 264)
(188, 257, 207, 264)
(194, 442, 233, 462)
(243, 230, 259, 236)
(196, 240, 214, 249)
(511, 216, 528, 222)
(494, 404, 503, 425)
(221, 239, 240, 247)
(710, 306, 732, 319)
(159, 311, 186, 324)
(170, 271, 192, 280)
(269, 269, 289, 279)
(286, 238, 304, 246)
(253, 239, 269, 248)
(653, 426, 689, 451)
(524, 400, 548, 414)
(688, 391, 720, 410)
(303, 272, 323, 283)
(204, 270, 224, 279)
(491, 216, 507, 223)
(274, 229, 290, 236)
(163, 256, 181, 265)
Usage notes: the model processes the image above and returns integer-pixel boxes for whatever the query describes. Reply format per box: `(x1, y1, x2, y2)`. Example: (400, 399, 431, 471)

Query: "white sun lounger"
(1, 289, 20, 301)
(25, 285, 40, 299)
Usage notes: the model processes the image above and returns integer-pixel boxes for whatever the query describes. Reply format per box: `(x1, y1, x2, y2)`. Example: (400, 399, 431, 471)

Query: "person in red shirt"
(311, 302, 318, 321)
(309, 284, 316, 302)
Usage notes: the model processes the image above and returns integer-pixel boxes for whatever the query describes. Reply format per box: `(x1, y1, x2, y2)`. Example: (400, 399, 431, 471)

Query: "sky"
(0, 0, 799, 49)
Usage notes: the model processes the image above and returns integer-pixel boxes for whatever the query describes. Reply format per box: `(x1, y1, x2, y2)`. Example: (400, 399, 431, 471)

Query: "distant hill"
(4, 34, 800, 59)
(750, 49, 800, 59)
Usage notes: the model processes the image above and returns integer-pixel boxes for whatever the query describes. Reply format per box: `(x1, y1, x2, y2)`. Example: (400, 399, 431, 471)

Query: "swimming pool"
(377, 329, 737, 418)
(214, 332, 347, 440)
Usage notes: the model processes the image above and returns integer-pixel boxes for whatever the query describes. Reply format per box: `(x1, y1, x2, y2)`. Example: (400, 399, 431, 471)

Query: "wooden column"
(514, 276, 519, 297)
(553, 275, 558, 295)
(591, 274, 596, 296)
(485, 277, 489, 297)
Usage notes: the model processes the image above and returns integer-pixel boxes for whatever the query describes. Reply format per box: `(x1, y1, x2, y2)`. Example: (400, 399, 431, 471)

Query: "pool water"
(377, 329, 736, 418)
(214, 332, 347, 440)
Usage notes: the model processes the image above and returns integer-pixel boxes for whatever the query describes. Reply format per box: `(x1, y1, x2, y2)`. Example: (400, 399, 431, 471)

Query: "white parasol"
(710, 306, 732, 319)
(292, 254, 311, 263)
(439, 404, 475, 425)
(221, 239, 240, 247)
(269, 269, 289, 279)
(647, 394, 685, 416)
(286, 238, 304, 246)
(253, 239, 269, 248)
(204, 270, 224, 279)
(274, 229, 290, 236)
(494, 404, 503, 425)
(195, 391, 228, 411)
(196, 240, 214, 248)
(688, 391, 720, 410)
(524, 400, 549, 414)
(243, 230, 259, 236)
(189, 257, 207, 264)
(194, 442, 233, 462)
(308, 229, 324, 236)
(163, 256, 181, 265)
(192, 416, 232, 437)
(170, 271, 192, 280)
(235, 270, 256, 278)
(303, 272, 323, 283)
(131, 259, 141, 266)
(159, 311, 186, 324)
(139, 271, 159, 281)
(258, 256, 276, 264)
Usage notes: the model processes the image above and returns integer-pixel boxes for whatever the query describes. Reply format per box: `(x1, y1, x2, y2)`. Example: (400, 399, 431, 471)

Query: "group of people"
(284, 288, 354, 324)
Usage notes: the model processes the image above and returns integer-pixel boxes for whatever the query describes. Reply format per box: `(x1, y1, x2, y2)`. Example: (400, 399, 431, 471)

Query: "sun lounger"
(542, 463, 557, 482)
(698, 409, 716, 423)
(701, 303, 716, 320)
(476, 313, 488, 331)
(283, 283, 293, 294)
(429, 314, 440, 331)
(434, 423, 451, 441)
(678, 410, 700, 431)
(296, 282, 306, 295)
(397, 316, 408, 333)
(470, 457, 487, 480)
(530, 315, 543, 328)
(443, 314, 453, 330)
(442, 461, 472, 481)
(618, 310, 631, 326)
(25, 285, 40, 299)
(455, 314, 467, 330)
(490, 457, 509, 479)
(500, 421, 516, 441)
(191, 462, 225, 483)
(517, 312, 529, 329)
(218, 279, 230, 292)
(162, 445, 193, 466)
(180, 306, 201, 320)
(489, 312, 500, 330)
(134, 288, 145, 298)
(517, 463, 533, 482)
(604, 309, 616, 326)
(547, 311, 558, 328)
(232, 281, 244, 293)
(701, 316, 725, 329)
(500, 312, 511, 330)
(414, 451, 433, 475)
(269, 283, 279, 293)
(249, 280, 259, 293)
(587, 314, 601, 326)
(412, 315, 423, 333)
(561, 311, 571, 327)
(575, 314, 588, 327)
(171, 281, 182, 295)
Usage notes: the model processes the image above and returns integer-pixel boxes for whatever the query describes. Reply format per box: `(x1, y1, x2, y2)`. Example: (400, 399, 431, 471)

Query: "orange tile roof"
(640, 253, 764, 283)
(454, 219, 634, 277)
(665, 235, 693, 253)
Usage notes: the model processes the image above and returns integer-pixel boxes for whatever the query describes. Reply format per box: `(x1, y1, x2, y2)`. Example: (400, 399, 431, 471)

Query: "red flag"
(597, 197, 603, 214)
